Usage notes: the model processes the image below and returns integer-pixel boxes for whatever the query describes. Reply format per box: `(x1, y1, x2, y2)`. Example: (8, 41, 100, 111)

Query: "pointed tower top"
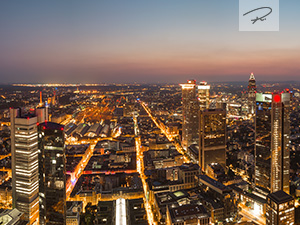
(249, 72, 255, 80)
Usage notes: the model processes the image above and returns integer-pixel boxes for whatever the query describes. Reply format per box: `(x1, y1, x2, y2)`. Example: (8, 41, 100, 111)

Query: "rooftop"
(39, 121, 64, 130)
(267, 190, 294, 204)
(168, 204, 209, 223)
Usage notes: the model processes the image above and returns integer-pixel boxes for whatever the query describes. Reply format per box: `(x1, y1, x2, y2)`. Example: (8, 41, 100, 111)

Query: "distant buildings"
(38, 122, 66, 225)
(266, 190, 294, 225)
(248, 73, 256, 115)
(10, 108, 40, 224)
(180, 80, 199, 150)
(255, 92, 291, 195)
(199, 109, 226, 172)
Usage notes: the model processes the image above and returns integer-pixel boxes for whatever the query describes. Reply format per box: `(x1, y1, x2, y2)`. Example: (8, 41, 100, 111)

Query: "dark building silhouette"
(38, 122, 66, 225)
(199, 108, 226, 172)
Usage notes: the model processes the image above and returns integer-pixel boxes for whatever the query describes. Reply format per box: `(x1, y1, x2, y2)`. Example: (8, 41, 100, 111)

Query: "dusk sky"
(0, 0, 300, 84)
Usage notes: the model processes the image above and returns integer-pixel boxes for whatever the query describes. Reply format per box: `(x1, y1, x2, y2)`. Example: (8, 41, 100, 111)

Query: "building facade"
(248, 73, 256, 115)
(255, 92, 291, 195)
(199, 109, 226, 172)
(180, 80, 199, 150)
(266, 190, 294, 225)
(198, 81, 210, 110)
(10, 108, 40, 225)
(38, 122, 66, 225)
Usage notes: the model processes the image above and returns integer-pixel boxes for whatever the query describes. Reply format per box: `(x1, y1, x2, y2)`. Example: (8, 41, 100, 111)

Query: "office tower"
(248, 73, 256, 115)
(197, 81, 210, 110)
(266, 190, 294, 225)
(36, 107, 49, 123)
(255, 92, 291, 195)
(180, 80, 199, 150)
(10, 108, 40, 225)
(199, 109, 226, 172)
(38, 122, 66, 225)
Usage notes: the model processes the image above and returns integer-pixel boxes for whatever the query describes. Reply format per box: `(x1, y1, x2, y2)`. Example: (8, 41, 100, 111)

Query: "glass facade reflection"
(38, 122, 66, 225)
(255, 92, 291, 195)
(199, 109, 226, 172)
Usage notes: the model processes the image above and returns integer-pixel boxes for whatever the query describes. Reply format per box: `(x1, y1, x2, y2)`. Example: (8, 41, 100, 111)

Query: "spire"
(249, 72, 255, 80)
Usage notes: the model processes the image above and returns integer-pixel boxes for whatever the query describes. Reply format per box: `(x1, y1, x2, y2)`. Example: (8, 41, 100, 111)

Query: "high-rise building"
(255, 92, 291, 195)
(38, 122, 66, 225)
(248, 73, 256, 115)
(197, 81, 210, 110)
(10, 108, 40, 225)
(199, 109, 226, 172)
(266, 190, 294, 225)
(180, 80, 199, 150)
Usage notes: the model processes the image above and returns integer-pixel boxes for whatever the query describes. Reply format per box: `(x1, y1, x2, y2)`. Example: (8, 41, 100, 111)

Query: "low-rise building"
(66, 201, 83, 225)
(266, 190, 295, 225)
(166, 204, 210, 225)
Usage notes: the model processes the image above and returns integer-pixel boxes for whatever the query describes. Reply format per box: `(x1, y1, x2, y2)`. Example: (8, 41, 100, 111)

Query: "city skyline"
(1, 0, 300, 83)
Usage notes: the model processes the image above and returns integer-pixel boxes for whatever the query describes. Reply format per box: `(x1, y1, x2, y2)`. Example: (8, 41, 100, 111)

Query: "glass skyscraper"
(180, 80, 199, 150)
(255, 92, 291, 195)
(197, 81, 210, 110)
(199, 108, 226, 172)
(38, 122, 66, 225)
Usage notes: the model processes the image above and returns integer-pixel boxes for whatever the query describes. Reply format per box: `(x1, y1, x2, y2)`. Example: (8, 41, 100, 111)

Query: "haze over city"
(1, 0, 300, 83)
(1, 1, 300, 225)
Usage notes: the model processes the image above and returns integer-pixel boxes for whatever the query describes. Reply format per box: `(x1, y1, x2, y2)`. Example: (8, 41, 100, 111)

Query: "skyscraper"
(38, 122, 66, 225)
(248, 73, 256, 115)
(197, 81, 210, 110)
(180, 80, 199, 150)
(255, 92, 291, 195)
(266, 190, 294, 225)
(199, 109, 226, 172)
(10, 108, 40, 225)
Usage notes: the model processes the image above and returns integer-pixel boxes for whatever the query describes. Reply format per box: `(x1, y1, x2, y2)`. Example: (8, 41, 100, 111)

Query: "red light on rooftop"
(274, 94, 281, 103)
(36, 122, 39, 126)
(43, 126, 46, 129)
(60, 127, 64, 131)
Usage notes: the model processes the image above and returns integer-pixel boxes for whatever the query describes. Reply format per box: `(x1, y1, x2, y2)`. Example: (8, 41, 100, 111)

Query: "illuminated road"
(239, 205, 265, 225)
(133, 113, 157, 225)
(140, 101, 194, 164)
(66, 141, 96, 199)
(0, 153, 11, 161)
